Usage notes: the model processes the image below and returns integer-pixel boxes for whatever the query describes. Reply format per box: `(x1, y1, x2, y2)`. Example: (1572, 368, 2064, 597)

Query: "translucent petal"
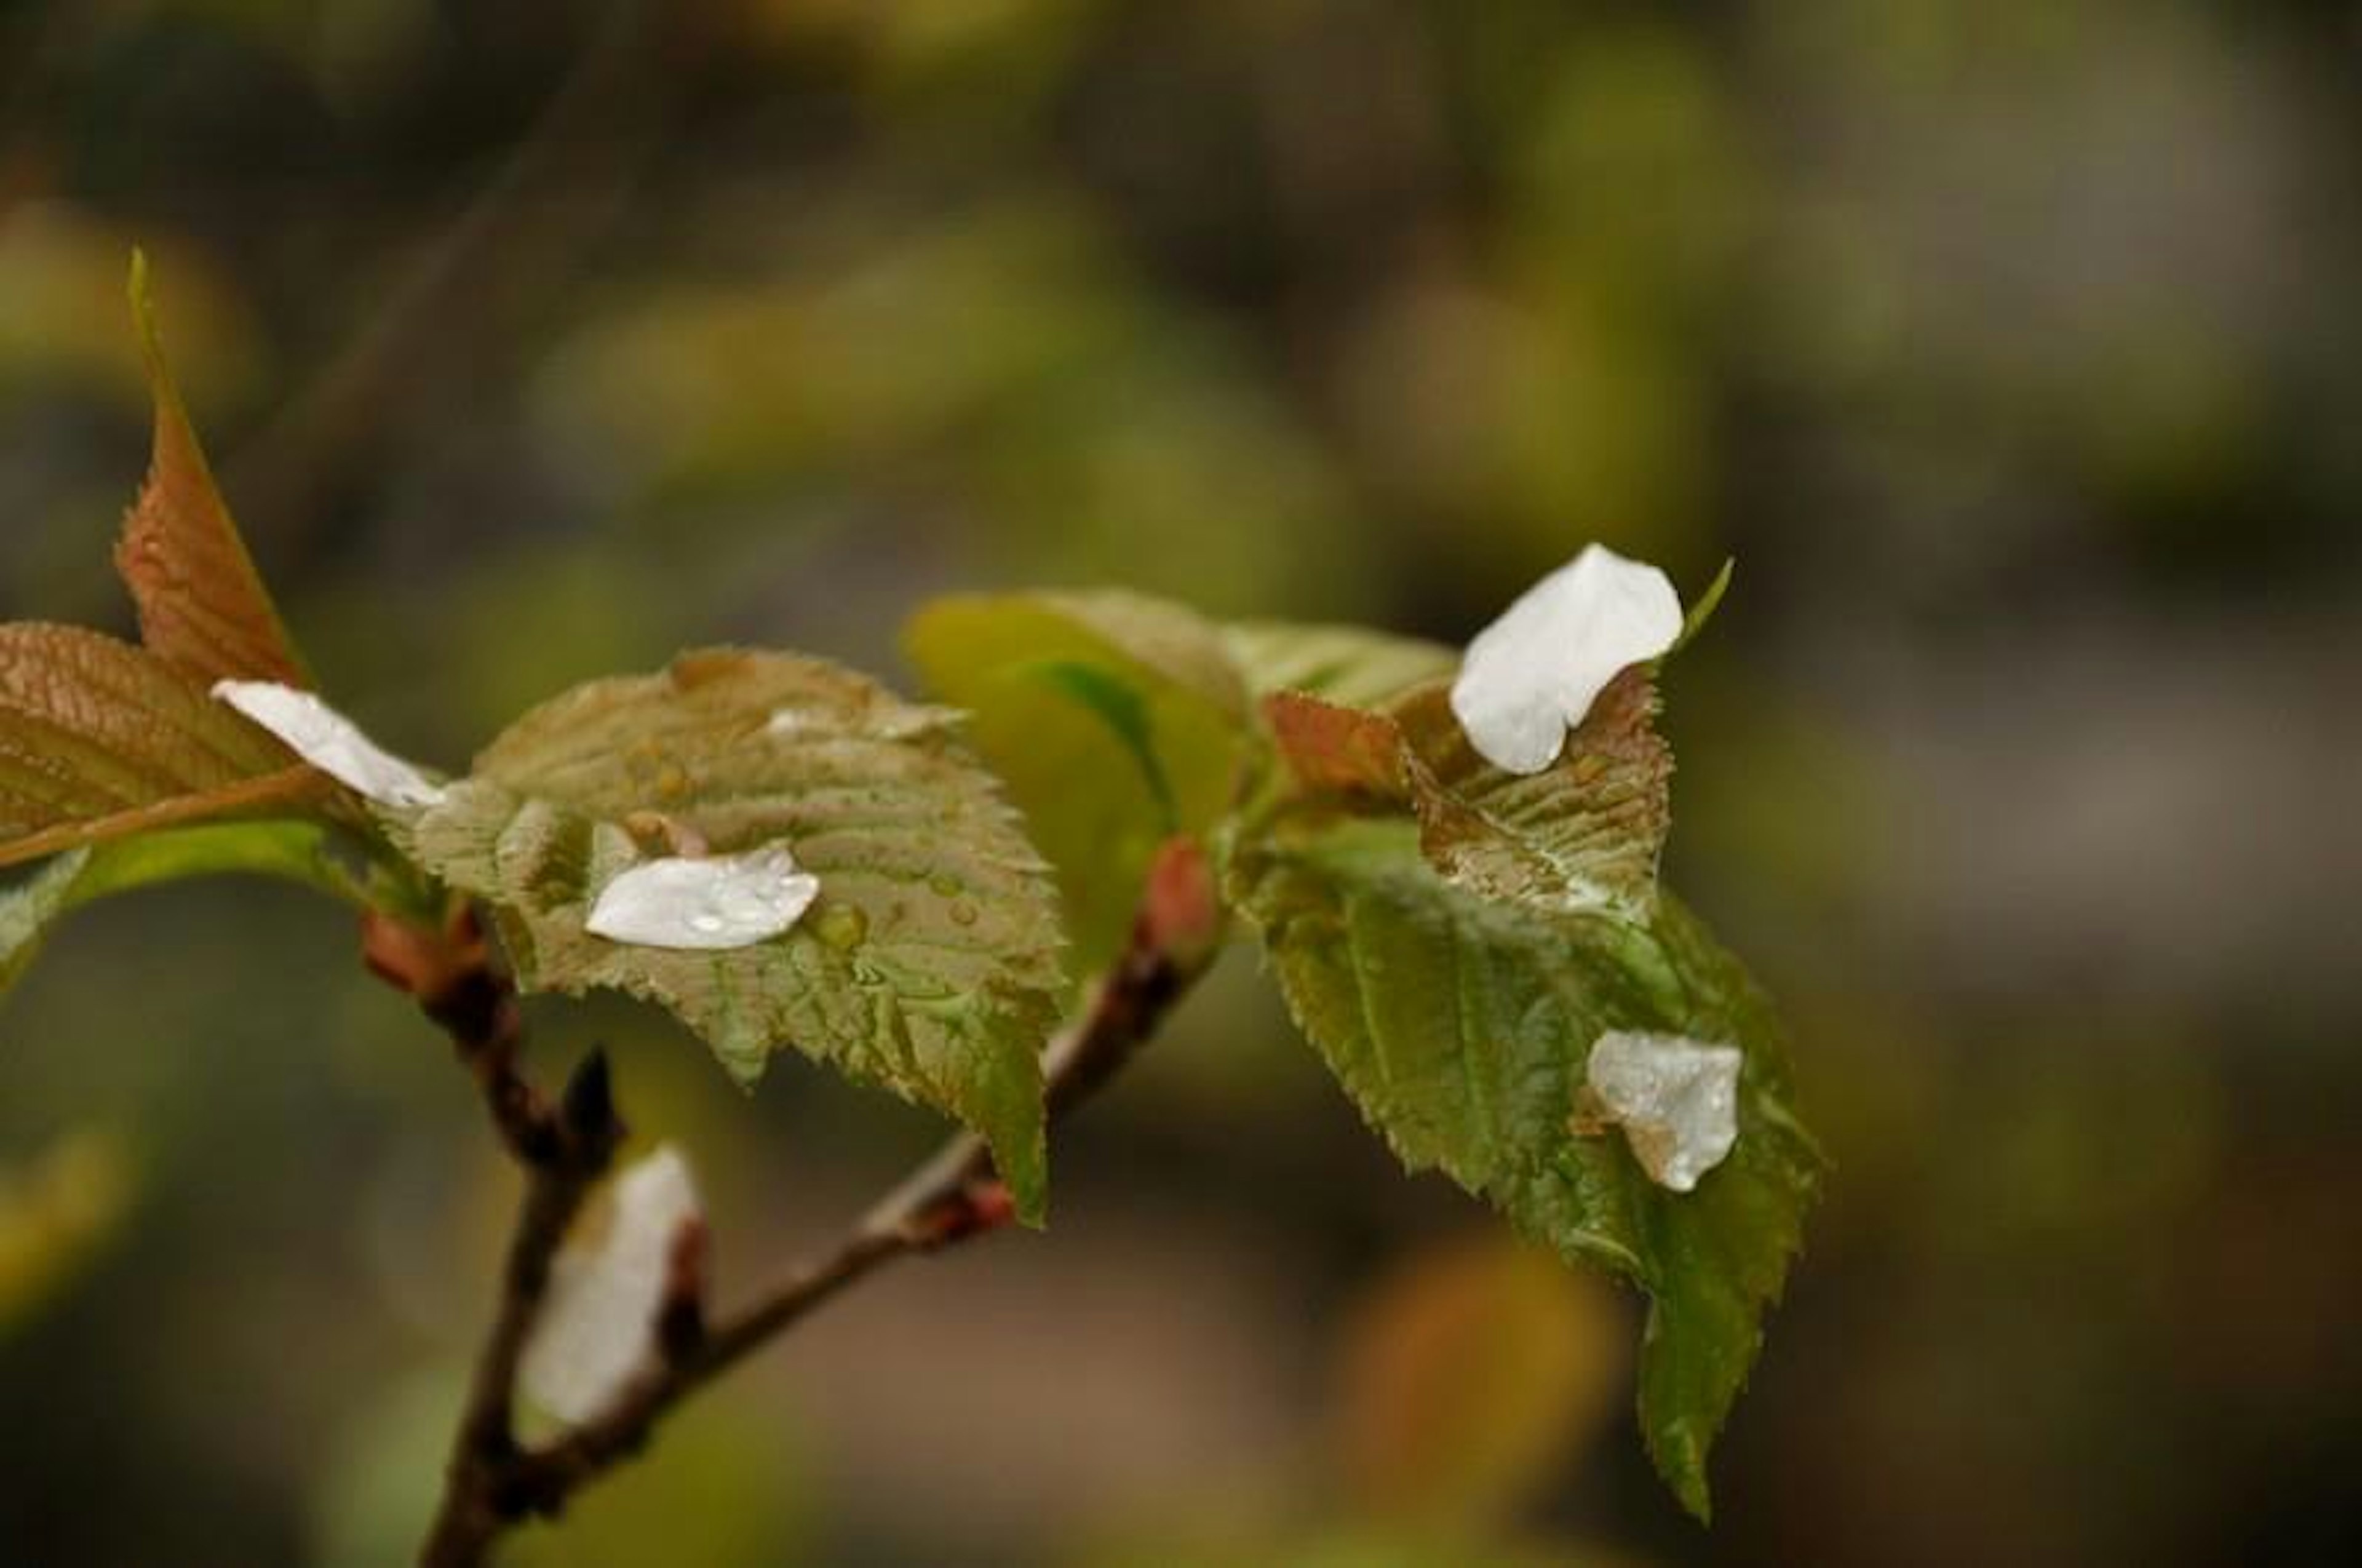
(1449, 545, 1682, 775)
(210, 679, 446, 807)
(1585, 1030, 1743, 1192)
(584, 846, 819, 950)
(521, 1146, 702, 1426)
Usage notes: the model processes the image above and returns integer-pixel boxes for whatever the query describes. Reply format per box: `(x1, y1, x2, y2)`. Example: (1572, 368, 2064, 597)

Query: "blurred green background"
(3, 1, 2358, 1563)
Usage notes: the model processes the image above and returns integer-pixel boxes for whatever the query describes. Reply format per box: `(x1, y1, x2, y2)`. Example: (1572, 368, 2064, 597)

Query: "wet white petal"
(585, 846, 819, 950)
(522, 1146, 702, 1425)
(210, 679, 446, 808)
(1585, 1030, 1742, 1192)
(1448, 544, 1683, 775)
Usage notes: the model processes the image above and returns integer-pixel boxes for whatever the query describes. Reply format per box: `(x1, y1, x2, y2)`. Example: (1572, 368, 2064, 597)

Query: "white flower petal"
(584, 846, 819, 950)
(1448, 544, 1684, 775)
(1585, 1030, 1742, 1193)
(210, 679, 447, 808)
(521, 1146, 702, 1426)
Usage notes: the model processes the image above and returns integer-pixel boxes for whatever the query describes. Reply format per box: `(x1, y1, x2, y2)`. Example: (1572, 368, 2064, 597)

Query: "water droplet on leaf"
(815, 903, 869, 950)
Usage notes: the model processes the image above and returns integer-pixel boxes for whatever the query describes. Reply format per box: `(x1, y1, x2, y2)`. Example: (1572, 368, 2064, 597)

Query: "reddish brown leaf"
(1262, 671, 1672, 920)
(0, 623, 323, 867)
(1391, 666, 1672, 919)
(113, 253, 309, 688)
(1263, 690, 1410, 798)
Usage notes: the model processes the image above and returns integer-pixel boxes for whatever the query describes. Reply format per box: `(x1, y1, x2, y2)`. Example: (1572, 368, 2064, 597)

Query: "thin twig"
(407, 838, 1223, 1565)
(365, 908, 627, 1565)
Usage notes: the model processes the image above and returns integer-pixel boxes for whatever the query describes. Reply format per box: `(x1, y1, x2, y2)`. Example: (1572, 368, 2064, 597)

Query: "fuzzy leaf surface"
(389, 649, 1066, 1219)
(1392, 667, 1671, 921)
(0, 624, 320, 868)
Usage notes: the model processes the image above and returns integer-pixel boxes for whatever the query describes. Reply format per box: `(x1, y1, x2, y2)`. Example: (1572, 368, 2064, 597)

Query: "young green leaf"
(2, 819, 380, 1001)
(904, 590, 1251, 977)
(0, 624, 323, 869)
(1225, 621, 1457, 707)
(116, 252, 310, 688)
(1231, 816, 1820, 1518)
(384, 649, 1066, 1221)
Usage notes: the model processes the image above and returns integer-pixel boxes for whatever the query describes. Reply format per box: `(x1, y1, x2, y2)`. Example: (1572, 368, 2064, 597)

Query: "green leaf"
(114, 253, 310, 688)
(1231, 816, 1819, 1518)
(1026, 658, 1175, 826)
(1226, 620, 1457, 706)
(386, 649, 1066, 1221)
(0, 623, 323, 869)
(2, 819, 378, 1001)
(904, 590, 1251, 976)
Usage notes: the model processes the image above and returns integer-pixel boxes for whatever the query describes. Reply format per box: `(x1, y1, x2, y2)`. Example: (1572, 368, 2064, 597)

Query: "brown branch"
(406, 838, 1223, 1566)
(364, 907, 625, 1566)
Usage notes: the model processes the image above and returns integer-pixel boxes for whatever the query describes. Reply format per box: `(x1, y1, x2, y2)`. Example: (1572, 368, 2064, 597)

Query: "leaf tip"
(125, 247, 171, 383)
(1673, 557, 1736, 655)
(1646, 1412, 1716, 1522)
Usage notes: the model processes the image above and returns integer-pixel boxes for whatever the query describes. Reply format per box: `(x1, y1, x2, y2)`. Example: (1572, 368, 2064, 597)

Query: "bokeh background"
(4, 1, 2359, 1564)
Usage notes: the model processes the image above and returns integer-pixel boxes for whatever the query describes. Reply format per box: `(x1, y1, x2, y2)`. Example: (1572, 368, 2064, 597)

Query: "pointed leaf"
(904, 590, 1251, 976)
(1231, 816, 1819, 1517)
(385, 650, 1065, 1220)
(114, 252, 309, 687)
(0, 624, 322, 868)
(1672, 557, 1735, 653)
